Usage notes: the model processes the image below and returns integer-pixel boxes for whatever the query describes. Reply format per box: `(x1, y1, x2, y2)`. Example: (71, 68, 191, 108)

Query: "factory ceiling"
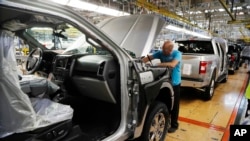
(65, 0, 250, 43)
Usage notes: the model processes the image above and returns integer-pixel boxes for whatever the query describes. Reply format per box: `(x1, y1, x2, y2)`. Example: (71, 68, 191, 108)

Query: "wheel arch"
(156, 84, 174, 112)
(133, 82, 173, 139)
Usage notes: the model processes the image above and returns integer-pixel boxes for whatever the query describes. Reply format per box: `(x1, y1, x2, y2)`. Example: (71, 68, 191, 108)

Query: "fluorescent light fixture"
(167, 25, 182, 32)
(218, 9, 225, 12)
(51, 0, 130, 17)
(176, 11, 183, 16)
(236, 6, 242, 10)
(196, 11, 202, 14)
(239, 12, 244, 15)
(166, 25, 211, 39)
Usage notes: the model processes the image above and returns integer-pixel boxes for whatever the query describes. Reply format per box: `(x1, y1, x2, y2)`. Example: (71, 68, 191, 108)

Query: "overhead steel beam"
(135, 0, 219, 37)
(218, 0, 235, 21)
(227, 19, 250, 24)
(239, 27, 250, 42)
(246, 24, 250, 29)
(135, 0, 197, 28)
(239, 28, 246, 38)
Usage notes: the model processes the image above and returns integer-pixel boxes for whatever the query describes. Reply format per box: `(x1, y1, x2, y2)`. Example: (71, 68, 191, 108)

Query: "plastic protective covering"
(20, 75, 60, 98)
(0, 30, 73, 138)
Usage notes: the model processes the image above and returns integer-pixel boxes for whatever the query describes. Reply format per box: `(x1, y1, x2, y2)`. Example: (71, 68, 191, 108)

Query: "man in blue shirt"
(142, 40, 182, 133)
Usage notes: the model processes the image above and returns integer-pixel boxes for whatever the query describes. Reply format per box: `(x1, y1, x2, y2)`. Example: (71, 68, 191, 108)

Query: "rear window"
(176, 41, 214, 54)
(228, 45, 238, 53)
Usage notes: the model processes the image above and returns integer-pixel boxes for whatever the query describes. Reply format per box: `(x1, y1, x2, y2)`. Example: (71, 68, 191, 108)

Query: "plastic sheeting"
(20, 75, 59, 98)
(0, 29, 73, 138)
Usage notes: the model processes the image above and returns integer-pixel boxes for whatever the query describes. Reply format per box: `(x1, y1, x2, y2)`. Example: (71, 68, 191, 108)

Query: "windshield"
(62, 35, 110, 55)
(27, 25, 82, 50)
(26, 23, 110, 55)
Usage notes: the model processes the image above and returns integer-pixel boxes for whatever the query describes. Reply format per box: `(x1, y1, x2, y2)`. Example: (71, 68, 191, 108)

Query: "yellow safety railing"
(135, 0, 214, 36)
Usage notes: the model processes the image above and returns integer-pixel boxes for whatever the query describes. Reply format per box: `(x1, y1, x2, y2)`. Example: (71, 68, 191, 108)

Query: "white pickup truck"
(175, 37, 229, 100)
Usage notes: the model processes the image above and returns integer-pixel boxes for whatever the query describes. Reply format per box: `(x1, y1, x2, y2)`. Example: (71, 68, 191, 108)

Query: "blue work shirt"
(152, 50, 182, 86)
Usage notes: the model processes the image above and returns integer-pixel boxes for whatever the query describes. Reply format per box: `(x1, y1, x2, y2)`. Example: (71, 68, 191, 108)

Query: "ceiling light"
(51, 0, 130, 17)
(196, 11, 202, 14)
(166, 25, 211, 39)
(218, 9, 225, 12)
(166, 25, 182, 32)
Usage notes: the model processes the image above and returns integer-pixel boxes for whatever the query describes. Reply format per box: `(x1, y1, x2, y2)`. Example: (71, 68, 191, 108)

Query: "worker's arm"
(142, 55, 154, 63)
(157, 51, 181, 68)
(157, 59, 179, 68)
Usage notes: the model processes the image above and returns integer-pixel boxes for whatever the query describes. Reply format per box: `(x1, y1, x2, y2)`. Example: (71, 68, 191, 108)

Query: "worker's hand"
(145, 63, 152, 67)
(155, 63, 160, 67)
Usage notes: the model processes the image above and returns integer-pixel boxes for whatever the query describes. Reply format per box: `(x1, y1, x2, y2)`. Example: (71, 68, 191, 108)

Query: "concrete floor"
(165, 66, 249, 141)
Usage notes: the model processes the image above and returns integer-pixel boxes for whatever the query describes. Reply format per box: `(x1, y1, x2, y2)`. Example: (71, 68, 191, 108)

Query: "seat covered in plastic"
(0, 29, 74, 139)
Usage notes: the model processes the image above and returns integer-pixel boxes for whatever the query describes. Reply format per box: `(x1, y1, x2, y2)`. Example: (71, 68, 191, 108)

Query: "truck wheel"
(204, 73, 215, 100)
(229, 69, 235, 74)
(140, 101, 169, 141)
(236, 62, 239, 70)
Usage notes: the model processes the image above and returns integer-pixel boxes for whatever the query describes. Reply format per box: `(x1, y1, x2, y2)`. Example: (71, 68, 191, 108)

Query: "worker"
(142, 40, 182, 133)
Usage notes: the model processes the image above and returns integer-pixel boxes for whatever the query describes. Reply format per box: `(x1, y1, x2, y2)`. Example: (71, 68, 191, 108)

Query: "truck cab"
(0, 0, 174, 141)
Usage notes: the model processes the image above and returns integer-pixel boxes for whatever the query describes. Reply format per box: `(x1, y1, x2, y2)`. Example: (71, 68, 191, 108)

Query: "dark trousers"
(171, 84, 180, 128)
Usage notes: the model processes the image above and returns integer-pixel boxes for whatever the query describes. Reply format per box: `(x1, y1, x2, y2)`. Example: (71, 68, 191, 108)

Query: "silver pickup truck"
(0, 1, 174, 141)
(175, 37, 229, 100)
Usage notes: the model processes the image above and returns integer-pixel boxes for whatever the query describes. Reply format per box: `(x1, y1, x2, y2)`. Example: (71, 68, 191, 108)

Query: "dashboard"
(52, 55, 74, 82)
(52, 54, 120, 103)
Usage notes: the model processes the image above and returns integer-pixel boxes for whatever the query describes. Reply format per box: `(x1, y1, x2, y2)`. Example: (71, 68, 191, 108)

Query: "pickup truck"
(0, 0, 174, 141)
(175, 37, 229, 100)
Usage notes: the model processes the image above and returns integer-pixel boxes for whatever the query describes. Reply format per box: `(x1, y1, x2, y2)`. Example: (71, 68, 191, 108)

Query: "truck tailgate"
(181, 54, 213, 80)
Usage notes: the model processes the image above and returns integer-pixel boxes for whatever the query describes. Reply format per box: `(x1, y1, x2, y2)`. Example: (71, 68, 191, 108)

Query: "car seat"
(19, 74, 60, 98)
(0, 29, 79, 141)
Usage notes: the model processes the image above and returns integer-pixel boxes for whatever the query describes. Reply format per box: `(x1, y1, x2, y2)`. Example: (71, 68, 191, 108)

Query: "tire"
(204, 72, 215, 100)
(236, 62, 240, 70)
(140, 101, 169, 141)
(229, 69, 235, 74)
(239, 59, 243, 67)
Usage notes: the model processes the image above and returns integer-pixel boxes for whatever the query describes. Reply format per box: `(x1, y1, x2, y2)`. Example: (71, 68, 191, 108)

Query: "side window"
(216, 43, 221, 57)
(14, 37, 30, 56)
(14, 37, 30, 65)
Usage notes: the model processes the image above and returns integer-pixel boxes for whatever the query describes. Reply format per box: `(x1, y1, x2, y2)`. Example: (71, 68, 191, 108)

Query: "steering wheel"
(25, 48, 43, 74)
